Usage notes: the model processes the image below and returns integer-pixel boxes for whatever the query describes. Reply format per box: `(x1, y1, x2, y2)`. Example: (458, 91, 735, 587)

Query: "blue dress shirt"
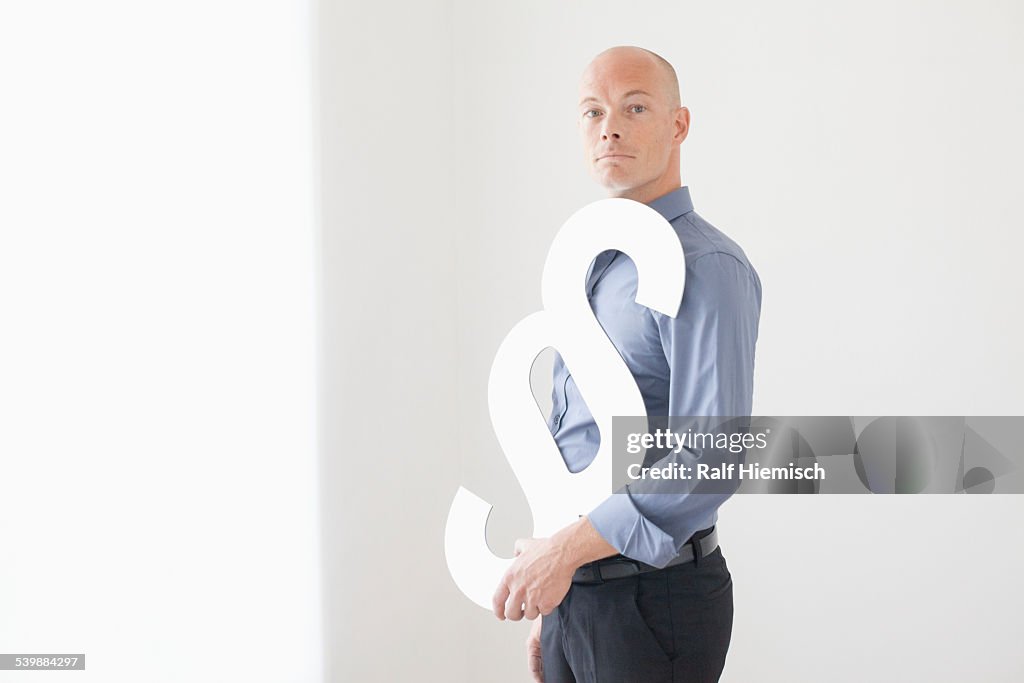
(548, 186, 762, 568)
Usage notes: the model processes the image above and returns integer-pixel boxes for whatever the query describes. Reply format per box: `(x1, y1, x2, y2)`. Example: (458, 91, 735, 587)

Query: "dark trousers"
(541, 532, 734, 683)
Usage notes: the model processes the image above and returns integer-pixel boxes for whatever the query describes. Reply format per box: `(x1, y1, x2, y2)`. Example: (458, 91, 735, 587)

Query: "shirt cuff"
(586, 487, 678, 568)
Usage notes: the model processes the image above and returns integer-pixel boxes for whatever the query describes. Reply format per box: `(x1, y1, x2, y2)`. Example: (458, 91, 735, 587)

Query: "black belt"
(571, 526, 719, 585)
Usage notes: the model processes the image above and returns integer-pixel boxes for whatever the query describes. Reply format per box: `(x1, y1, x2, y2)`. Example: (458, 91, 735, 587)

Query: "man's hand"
(491, 515, 618, 621)
(526, 616, 543, 683)
(492, 536, 574, 621)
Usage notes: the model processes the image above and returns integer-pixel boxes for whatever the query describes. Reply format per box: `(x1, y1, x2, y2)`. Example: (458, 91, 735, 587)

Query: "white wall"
(323, 1, 1024, 681)
(0, 2, 322, 681)
(315, 1, 467, 681)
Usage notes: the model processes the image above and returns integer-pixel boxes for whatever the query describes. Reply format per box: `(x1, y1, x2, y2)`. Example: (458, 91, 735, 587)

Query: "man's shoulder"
(672, 210, 756, 273)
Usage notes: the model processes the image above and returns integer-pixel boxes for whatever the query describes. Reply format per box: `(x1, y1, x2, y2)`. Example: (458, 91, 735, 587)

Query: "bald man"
(491, 47, 762, 682)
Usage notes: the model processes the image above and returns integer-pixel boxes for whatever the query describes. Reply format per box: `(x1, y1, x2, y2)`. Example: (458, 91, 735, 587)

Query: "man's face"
(578, 50, 687, 201)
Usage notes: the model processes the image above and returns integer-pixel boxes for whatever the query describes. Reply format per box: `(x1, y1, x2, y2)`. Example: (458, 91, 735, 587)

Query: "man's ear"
(674, 106, 690, 144)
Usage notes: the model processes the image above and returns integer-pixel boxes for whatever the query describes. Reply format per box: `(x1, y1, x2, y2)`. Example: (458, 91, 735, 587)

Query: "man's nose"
(600, 113, 621, 141)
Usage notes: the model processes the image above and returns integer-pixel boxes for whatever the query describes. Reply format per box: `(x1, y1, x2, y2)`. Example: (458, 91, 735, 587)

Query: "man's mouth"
(597, 153, 634, 161)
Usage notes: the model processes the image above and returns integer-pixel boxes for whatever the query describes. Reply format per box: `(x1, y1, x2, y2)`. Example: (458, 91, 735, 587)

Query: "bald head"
(576, 45, 690, 203)
(582, 46, 680, 108)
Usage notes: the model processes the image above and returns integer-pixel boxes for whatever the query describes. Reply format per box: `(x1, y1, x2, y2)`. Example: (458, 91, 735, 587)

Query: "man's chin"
(596, 177, 642, 198)
(592, 171, 634, 193)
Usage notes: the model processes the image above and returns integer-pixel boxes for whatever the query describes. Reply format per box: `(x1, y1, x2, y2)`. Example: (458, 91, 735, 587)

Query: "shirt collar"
(646, 186, 694, 222)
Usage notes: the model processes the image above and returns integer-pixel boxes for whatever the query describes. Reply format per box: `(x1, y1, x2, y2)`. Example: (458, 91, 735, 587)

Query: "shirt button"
(552, 415, 561, 426)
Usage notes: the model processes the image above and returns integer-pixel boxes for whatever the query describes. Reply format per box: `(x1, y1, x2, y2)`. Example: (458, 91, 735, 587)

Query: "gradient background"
(3, 1, 1023, 681)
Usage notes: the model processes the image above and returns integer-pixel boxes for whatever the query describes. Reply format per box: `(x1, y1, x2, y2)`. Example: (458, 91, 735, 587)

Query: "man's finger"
(527, 613, 544, 681)
(528, 651, 544, 683)
(505, 587, 526, 622)
(513, 538, 531, 556)
(524, 601, 540, 621)
(492, 581, 510, 620)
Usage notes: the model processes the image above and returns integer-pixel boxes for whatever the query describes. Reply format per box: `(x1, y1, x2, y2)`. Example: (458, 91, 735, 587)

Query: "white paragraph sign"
(444, 199, 687, 609)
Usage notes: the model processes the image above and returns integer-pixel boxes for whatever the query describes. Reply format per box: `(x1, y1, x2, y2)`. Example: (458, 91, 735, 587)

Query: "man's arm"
(586, 250, 762, 567)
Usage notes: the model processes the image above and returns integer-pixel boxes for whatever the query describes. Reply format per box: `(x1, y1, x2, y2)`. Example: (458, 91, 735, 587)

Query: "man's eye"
(629, 104, 647, 113)
(584, 110, 602, 119)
